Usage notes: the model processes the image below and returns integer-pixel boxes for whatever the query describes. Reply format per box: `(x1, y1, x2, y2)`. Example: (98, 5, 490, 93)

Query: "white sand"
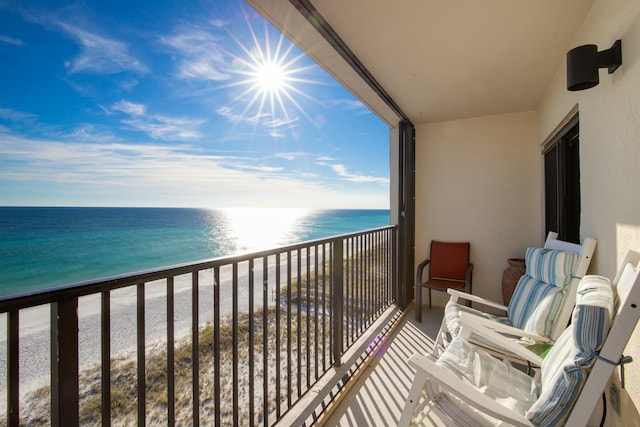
(0, 249, 321, 412)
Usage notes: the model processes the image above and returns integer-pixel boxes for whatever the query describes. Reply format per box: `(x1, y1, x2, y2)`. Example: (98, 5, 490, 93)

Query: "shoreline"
(0, 249, 321, 405)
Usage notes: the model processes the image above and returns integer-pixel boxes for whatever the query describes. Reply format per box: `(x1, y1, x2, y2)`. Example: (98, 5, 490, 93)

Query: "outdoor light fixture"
(566, 39, 622, 91)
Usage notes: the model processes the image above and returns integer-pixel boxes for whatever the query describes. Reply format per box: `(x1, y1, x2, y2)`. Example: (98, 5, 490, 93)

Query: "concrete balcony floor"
(321, 304, 448, 426)
(279, 303, 449, 426)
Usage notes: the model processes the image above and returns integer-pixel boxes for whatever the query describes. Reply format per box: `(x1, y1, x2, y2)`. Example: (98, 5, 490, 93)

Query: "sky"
(0, 0, 390, 209)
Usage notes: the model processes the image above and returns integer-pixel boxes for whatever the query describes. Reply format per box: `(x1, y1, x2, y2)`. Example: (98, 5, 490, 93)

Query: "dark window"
(544, 118, 580, 243)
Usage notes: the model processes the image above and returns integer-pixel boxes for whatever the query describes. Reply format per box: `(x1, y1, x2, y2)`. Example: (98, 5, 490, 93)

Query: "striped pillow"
(506, 248, 579, 337)
(571, 275, 614, 351)
(526, 275, 613, 426)
(524, 247, 578, 287)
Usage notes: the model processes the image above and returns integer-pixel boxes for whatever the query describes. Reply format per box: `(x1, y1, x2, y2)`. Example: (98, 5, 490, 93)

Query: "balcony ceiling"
(247, 0, 595, 126)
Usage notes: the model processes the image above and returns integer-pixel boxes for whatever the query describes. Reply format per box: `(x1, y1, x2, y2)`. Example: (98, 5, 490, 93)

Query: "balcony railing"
(0, 225, 397, 426)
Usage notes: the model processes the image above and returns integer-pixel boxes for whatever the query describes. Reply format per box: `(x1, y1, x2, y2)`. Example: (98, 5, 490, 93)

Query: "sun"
(254, 60, 287, 95)
(222, 11, 319, 133)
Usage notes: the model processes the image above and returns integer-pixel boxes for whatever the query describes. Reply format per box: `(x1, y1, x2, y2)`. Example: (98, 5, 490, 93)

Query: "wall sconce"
(566, 39, 622, 91)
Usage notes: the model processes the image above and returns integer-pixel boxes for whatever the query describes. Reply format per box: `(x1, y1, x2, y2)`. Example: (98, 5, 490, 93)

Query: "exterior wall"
(414, 111, 540, 309)
(538, 1, 640, 424)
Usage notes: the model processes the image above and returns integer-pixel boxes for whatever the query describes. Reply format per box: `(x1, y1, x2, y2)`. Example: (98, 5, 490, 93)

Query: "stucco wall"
(414, 111, 541, 309)
(538, 0, 640, 424)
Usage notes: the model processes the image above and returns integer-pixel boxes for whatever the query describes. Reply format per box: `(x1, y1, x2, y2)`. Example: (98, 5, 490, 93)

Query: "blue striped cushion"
(507, 275, 565, 336)
(526, 275, 613, 426)
(506, 248, 579, 337)
(524, 247, 578, 287)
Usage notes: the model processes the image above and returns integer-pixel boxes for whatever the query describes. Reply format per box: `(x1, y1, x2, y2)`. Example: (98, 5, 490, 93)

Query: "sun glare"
(222, 11, 319, 133)
(254, 61, 287, 94)
(221, 208, 310, 252)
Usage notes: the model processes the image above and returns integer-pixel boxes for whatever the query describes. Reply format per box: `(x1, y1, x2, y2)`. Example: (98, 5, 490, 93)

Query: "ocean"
(0, 207, 390, 296)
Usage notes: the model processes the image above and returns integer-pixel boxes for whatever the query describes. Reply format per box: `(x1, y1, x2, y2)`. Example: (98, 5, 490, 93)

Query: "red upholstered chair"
(415, 241, 472, 322)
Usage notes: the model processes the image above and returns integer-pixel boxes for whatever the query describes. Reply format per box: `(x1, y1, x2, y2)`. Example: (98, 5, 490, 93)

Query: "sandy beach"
(0, 249, 323, 419)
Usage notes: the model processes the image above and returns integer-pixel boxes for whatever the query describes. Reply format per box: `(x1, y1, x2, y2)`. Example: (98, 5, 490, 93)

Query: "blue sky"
(0, 0, 390, 209)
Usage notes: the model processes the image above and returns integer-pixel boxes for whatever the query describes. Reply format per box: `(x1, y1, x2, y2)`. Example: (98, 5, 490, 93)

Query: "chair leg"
(465, 284, 472, 308)
(428, 289, 432, 310)
(399, 367, 429, 426)
(415, 284, 422, 322)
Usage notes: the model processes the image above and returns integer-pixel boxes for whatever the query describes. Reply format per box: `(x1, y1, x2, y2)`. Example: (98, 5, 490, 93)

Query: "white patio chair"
(432, 232, 597, 359)
(399, 250, 640, 427)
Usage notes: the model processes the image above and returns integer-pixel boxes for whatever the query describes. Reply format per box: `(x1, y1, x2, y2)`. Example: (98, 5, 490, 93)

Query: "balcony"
(280, 304, 447, 426)
(0, 226, 412, 426)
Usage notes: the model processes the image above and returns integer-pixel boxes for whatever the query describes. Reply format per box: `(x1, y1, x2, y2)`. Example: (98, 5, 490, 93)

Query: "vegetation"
(6, 239, 390, 426)
(9, 307, 328, 427)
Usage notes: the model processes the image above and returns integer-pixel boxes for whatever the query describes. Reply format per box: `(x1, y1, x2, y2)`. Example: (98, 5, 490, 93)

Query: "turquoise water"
(0, 207, 390, 295)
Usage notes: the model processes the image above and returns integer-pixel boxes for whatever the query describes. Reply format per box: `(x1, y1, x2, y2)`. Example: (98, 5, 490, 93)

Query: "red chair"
(415, 241, 472, 322)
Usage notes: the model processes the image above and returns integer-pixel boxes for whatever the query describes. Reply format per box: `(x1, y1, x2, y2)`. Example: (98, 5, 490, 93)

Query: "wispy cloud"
(263, 117, 299, 139)
(162, 26, 230, 81)
(275, 152, 303, 161)
(112, 100, 146, 116)
(216, 105, 247, 124)
(122, 116, 206, 140)
(263, 117, 299, 129)
(316, 159, 389, 185)
(0, 35, 23, 46)
(57, 22, 148, 75)
(330, 164, 389, 184)
(217, 104, 298, 138)
(0, 130, 361, 207)
(64, 125, 119, 144)
(0, 131, 247, 183)
(0, 108, 38, 122)
(230, 163, 283, 173)
(110, 100, 205, 141)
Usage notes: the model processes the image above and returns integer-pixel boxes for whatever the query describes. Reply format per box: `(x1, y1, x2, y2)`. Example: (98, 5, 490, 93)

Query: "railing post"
(101, 291, 111, 427)
(8, 310, 19, 427)
(51, 297, 79, 427)
(331, 237, 344, 366)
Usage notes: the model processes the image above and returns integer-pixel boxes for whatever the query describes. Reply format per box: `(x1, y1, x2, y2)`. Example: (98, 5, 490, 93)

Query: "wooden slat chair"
(432, 232, 596, 359)
(400, 250, 640, 427)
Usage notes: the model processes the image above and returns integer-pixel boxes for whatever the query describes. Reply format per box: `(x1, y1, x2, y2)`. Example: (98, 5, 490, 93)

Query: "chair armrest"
(459, 312, 551, 344)
(458, 314, 545, 366)
(407, 353, 534, 426)
(446, 289, 508, 312)
(416, 258, 431, 284)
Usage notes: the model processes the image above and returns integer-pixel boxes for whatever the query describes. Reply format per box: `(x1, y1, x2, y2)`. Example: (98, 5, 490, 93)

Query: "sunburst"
(223, 11, 320, 134)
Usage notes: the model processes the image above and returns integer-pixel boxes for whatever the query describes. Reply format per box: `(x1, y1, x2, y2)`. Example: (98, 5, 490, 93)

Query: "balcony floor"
(322, 304, 448, 426)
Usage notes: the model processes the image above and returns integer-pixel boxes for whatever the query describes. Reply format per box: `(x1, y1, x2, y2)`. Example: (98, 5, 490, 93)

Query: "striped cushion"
(526, 275, 613, 426)
(524, 247, 578, 287)
(506, 275, 565, 337)
(572, 275, 614, 352)
(506, 248, 579, 337)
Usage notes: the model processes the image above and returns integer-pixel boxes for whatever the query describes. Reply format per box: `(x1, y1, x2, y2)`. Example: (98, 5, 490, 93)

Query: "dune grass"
(12, 307, 327, 427)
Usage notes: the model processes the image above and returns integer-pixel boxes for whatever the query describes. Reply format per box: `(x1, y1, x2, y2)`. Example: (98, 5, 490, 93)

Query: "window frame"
(543, 114, 581, 244)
